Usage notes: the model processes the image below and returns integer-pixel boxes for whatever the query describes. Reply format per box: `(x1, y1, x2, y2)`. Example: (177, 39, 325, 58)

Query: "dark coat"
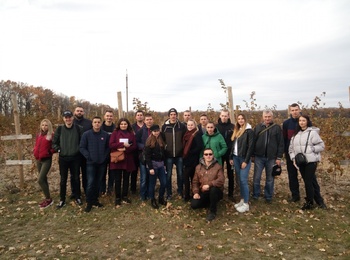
(80, 129, 110, 164)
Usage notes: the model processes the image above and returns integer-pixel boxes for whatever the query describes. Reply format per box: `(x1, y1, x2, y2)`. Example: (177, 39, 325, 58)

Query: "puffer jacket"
(289, 127, 325, 163)
(192, 158, 225, 194)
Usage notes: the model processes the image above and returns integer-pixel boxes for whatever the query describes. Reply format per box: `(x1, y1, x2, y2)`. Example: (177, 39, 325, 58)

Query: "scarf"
(182, 129, 198, 159)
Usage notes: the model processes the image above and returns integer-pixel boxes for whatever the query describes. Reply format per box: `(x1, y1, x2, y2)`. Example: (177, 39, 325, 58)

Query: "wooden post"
(11, 94, 25, 189)
(117, 91, 123, 119)
(227, 86, 235, 124)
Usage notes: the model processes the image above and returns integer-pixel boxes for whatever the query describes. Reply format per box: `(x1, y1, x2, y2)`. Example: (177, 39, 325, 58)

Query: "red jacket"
(33, 132, 54, 160)
(109, 130, 137, 172)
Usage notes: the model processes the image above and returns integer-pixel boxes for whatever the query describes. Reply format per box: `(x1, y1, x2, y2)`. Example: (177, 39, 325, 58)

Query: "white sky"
(1, 0, 349, 112)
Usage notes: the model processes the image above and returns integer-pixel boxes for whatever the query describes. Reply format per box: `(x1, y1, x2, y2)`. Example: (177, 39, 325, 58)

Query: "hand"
(241, 162, 247, 169)
(193, 193, 200, 199)
(275, 159, 281, 166)
(229, 160, 234, 165)
(201, 184, 209, 192)
(149, 169, 155, 175)
(124, 142, 130, 148)
(293, 160, 299, 170)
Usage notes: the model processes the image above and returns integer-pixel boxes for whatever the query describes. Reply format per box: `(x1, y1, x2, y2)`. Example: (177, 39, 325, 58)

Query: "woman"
(229, 114, 254, 213)
(201, 122, 227, 166)
(289, 115, 327, 210)
(182, 119, 203, 201)
(191, 148, 225, 222)
(109, 118, 137, 207)
(33, 119, 55, 209)
(144, 125, 167, 209)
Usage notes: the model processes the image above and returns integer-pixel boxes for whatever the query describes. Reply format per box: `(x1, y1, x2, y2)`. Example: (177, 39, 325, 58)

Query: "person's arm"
(217, 134, 228, 158)
(79, 132, 90, 161)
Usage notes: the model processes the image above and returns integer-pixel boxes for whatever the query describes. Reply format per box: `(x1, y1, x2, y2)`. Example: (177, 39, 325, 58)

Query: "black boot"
(301, 201, 314, 210)
(158, 197, 167, 206)
(151, 199, 159, 209)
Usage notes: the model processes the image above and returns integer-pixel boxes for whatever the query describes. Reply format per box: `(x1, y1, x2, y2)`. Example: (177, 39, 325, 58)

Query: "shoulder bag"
(295, 131, 311, 167)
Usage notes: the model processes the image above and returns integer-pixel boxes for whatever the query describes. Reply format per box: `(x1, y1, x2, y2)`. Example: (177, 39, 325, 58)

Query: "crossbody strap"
(304, 131, 311, 153)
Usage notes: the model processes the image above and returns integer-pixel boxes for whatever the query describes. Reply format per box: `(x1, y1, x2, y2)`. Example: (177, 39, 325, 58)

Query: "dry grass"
(0, 157, 350, 259)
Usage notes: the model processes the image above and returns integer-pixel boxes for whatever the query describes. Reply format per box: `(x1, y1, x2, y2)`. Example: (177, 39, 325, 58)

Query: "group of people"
(33, 104, 327, 221)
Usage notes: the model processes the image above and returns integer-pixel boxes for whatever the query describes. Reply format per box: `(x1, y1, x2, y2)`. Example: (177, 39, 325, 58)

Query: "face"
(206, 123, 215, 135)
(74, 107, 84, 119)
(63, 116, 73, 126)
(151, 129, 160, 137)
(135, 112, 144, 123)
(220, 111, 229, 123)
(200, 116, 208, 126)
(104, 112, 114, 123)
(263, 112, 273, 125)
(92, 118, 102, 131)
(41, 121, 49, 132)
(203, 149, 214, 162)
(290, 106, 300, 119)
(169, 112, 177, 123)
(299, 116, 308, 130)
(144, 116, 154, 128)
(187, 121, 195, 131)
(119, 121, 128, 130)
(237, 115, 245, 127)
(183, 112, 191, 122)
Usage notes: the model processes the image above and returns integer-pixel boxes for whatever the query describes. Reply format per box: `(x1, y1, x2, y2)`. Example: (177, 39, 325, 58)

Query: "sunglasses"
(204, 153, 213, 156)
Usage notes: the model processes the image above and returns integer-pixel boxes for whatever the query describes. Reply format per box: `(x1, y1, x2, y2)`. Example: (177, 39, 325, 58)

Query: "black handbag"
(294, 131, 311, 167)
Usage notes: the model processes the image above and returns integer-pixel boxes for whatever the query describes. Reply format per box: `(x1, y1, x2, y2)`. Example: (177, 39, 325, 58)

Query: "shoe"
(85, 204, 92, 213)
(265, 199, 272, 204)
(69, 194, 75, 200)
(206, 212, 216, 222)
(93, 202, 104, 208)
(236, 203, 249, 213)
(288, 197, 300, 203)
(151, 199, 159, 209)
(56, 201, 66, 209)
(75, 198, 83, 206)
(158, 197, 167, 206)
(301, 201, 314, 210)
(106, 191, 112, 196)
(115, 199, 122, 206)
(234, 199, 244, 209)
(40, 199, 53, 209)
(122, 198, 131, 204)
(166, 195, 172, 201)
(318, 203, 327, 209)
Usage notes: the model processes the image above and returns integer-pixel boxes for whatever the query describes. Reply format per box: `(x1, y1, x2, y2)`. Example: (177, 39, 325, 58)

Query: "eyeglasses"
(204, 153, 213, 156)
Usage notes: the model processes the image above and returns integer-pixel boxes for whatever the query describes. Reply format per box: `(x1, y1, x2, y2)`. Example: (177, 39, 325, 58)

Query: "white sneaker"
(236, 203, 249, 213)
(234, 199, 244, 209)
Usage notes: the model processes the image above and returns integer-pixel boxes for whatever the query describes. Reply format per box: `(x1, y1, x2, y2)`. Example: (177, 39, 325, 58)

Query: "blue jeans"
(86, 163, 106, 204)
(148, 166, 166, 199)
(253, 156, 275, 200)
(166, 157, 183, 198)
(139, 162, 149, 200)
(233, 155, 251, 203)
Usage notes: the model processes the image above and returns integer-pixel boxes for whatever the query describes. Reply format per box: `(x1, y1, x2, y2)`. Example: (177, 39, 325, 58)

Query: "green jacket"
(201, 128, 227, 165)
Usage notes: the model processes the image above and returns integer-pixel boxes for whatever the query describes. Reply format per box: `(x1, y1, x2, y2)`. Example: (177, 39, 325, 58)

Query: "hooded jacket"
(202, 128, 228, 165)
(192, 158, 225, 194)
(289, 127, 324, 163)
(161, 119, 186, 158)
(216, 118, 234, 155)
(230, 123, 254, 163)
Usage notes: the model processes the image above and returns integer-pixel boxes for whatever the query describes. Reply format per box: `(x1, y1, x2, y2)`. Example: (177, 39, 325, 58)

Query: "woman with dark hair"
(144, 125, 167, 209)
(109, 118, 137, 207)
(289, 115, 327, 210)
(229, 114, 254, 213)
(182, 119, 203, 201)
(33, 119, 55, 209)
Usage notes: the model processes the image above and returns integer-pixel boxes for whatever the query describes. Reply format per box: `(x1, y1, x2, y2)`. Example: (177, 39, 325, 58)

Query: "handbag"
(294, 131, 311, 167)
(110, 151, 125, 163)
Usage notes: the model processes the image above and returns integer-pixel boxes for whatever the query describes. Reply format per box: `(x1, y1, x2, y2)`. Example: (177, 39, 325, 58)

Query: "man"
(131, 110, 145, 194)
(101, 109, 116, 196)
(136, 113, 154, 201)
(52, 110, 83, 208)
(191, 148, 225, 222)
(252, 110, 284, 203)
(283, 103, 302, 202)
(215, 109, 234, 201)
(199, 113, 209, 134)
(161, 108, 186, 200)
(182, 110, 192, 125)
(80, 116, 110, 212)
(73, 106, 92, 195)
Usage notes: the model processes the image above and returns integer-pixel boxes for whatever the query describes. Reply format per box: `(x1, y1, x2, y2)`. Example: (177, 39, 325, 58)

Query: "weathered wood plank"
(1, 134, 32, 140)
(5, 160, 32, 165)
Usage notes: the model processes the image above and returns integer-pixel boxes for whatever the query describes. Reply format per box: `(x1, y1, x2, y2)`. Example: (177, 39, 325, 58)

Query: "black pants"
(223, 153, 234, 196)
(112, 169, 130, 200)
(183, 164, 196, 200)
(299, 162, 324, 205)
(286, 153, 300, 199)
(191, 186, 223, 214)
(59, 156, 81, 201)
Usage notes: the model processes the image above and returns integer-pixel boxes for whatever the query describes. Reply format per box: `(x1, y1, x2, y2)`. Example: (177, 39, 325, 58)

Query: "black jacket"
(215, 118, 234, 156)
(230, 127, 254, 163)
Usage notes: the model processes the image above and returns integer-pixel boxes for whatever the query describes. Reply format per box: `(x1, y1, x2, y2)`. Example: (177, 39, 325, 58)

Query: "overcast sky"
(1, 0, 349, 112)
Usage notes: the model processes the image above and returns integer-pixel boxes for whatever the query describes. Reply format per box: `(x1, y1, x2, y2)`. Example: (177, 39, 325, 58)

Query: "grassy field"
(0, 160, 350, 259)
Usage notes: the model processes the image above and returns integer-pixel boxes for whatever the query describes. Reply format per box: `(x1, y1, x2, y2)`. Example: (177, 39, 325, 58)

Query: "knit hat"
(150, 124, 160, 132)
(168, 108, 178, 116)
(62, 110, 73, 117)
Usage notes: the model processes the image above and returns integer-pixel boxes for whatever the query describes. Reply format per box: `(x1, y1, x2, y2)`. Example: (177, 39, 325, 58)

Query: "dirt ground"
(1, 155, 350, 259)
